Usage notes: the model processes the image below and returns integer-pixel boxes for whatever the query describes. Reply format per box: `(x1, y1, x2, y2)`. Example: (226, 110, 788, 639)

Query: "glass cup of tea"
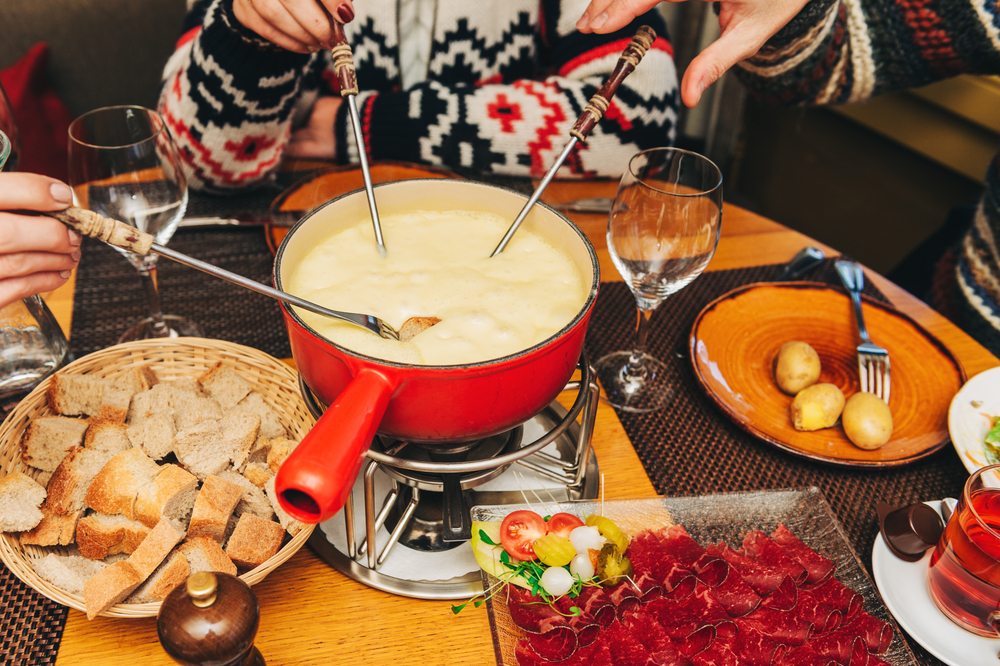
(927, 463, 1000, 637)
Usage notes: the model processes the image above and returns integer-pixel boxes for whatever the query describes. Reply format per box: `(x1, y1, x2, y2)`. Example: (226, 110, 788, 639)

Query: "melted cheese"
(286, 210, 587, 365)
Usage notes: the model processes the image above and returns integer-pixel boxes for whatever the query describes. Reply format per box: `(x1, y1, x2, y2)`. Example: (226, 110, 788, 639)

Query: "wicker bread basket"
(0, 338, 317, 618)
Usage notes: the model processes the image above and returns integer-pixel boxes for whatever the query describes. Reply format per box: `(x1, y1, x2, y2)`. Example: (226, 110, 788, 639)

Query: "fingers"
(0, 173, 72, 213)
(233, 0, 355, 53)
(0, 213, 82, 255)
(679, 21, 764, 107)
(577, 0, 661, 34)
(0, 271, 73, 311)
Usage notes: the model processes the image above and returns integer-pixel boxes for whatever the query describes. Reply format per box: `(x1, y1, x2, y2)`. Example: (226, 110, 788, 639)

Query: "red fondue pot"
(273, 180, 600, 524)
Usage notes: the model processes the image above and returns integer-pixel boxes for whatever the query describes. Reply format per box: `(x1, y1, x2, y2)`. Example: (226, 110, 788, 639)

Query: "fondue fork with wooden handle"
(40, 206, 435, 341)
(491, 25, 657, 257)
(328, 21, 386, 258)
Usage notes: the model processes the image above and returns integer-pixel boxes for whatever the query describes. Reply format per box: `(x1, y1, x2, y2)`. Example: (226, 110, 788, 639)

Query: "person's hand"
(232, 0, 356, 53)
(0, 173, 81, 310)
(576, 0, 810, 108)
(285, 96, 342, 159)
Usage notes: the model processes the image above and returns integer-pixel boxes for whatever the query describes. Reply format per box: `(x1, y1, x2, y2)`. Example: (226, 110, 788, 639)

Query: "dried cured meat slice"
(633, 571, 664, 603)
(795, 586, 843, 635)
(760, 576, 798, 612)
(736, 607, 813, 646)
(673, 624, 715, 659)
(657, 524, 708, 565)
(573, 585, 615, 627)
(740, 531, 809, 586)
(708, 541, 787, 596)
(623, 612, 692, 666)
(805, 576, 863, 619)
(689, 635, 740, 666)
(733, 623, 787, 666)
(525, 625, 578, 662)
(629, 530, 682, 582)
(772, 643, 838, 665)
(662, 561, 697, 599)
(603, 619, 658, 666)
(515, 635, 612, 666)
(692, 553, 761, 617)
(643, 592, 734, 643)
(841, 610, 893, 654)
(507, 587, 570, 634)
(809, 631, 868, 664)
(771, 524, 835, 585)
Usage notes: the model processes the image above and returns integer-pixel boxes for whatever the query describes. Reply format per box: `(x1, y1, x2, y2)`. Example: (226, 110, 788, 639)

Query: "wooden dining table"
(38, 178, 1000, 665)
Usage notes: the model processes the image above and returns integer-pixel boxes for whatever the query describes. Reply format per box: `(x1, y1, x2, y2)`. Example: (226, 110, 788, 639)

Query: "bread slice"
(264, 476, 304, 537)
(46, 373, 111, 417)
(217, 470, 273, 521)
(173, 419, 229, 480)
(85, 447, 161, 519)
(169, 376, 205, 396)
(126, 551, 189, 604)
(231, 392, 286, 439)
(134, 464, 199, 529)
(113, 365, 158, 396)
(76, 513, 151, 560)
(82, 419, 132, 456)
(0, 472, 47, 532)
(222, 411, 261, 471)
(242, 462, 273, 489)
(244, 433, 271, 468)
(31, 553, 108, 596)
(198, 362, 252, 410)
(188, 475, 244, 543)
(266, 437, 299, 474)
(45, 446, 118, 514)
(84, 560, 144, 619)
(127, 517, 186, 579)
(20, 416, 90, 471)
(19, 505, 80, 546)
(126, 413, 175, 460)
(225, 513, 284, 569)
(127, 383, 189, 428)
(177, 535, 237, 576)
(173, 394, 223, 432)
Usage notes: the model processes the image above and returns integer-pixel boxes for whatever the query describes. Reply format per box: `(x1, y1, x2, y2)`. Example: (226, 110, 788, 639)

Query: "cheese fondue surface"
(286, 210, 588, 365)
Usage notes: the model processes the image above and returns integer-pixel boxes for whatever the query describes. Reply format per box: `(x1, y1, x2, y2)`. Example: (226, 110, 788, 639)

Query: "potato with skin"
(790, 383, 845, 431)
(842, 393, 893, 449)
(774, 341, 822, 395)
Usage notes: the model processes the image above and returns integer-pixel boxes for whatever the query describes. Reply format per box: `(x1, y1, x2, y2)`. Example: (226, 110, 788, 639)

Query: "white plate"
(872, 501, 1000, 665)
(949, 366, 1000, 474)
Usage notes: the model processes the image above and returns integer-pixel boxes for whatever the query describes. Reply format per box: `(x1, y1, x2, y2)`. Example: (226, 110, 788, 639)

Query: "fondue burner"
(305, 358, 601, 600)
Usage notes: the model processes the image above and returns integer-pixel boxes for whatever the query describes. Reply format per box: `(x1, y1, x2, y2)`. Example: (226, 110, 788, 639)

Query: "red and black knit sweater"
(158, 0, 677, 193)
(734, 0, 1000, 356)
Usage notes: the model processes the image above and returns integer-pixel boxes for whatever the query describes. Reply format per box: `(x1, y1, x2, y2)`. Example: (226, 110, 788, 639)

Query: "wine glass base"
(593, 351, 674, 413)
(118, 315, 204, 344)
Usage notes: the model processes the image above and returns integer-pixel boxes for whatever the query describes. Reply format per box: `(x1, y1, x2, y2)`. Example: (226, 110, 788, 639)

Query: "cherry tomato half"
(545, 512, 585, 538)
(500, 510, 547, 561)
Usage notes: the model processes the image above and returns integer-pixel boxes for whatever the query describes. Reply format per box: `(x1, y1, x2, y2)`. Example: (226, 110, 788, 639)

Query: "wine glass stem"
(624, 306, 655, 381)
(138, 266, 171, 338)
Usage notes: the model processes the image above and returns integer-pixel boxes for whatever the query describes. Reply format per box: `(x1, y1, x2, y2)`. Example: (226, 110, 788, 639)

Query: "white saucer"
(872, 502, 1000, 665)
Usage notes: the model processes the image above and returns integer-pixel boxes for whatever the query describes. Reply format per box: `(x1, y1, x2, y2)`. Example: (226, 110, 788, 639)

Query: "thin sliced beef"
(771, 524, 835, 585)
(733, 623, 786, 666)
(663, 562, 697, 599)
(673, 624, 716, 659)
(507, 587, 570, 634)
(692, 554, 761, 617)
(643, 591, 734, 643)
(657, 524, 709, 565)
(795, 586, 843, 635)
(689, 636, 740, 666)
(805, 576, 863, 620)
(760, 576, 798, 612)
(741, 531, 809, 586)
(633, 571, 664, 602)
(809, 631, 867, 664)
(841, 611, 893, 654)
(624, 612, 693, 666)
(772, 644, 838, 666)
(736, 607, 813, 646)
(571, 585, 615, 627)
(516, 635, 612, 666)
(708, 541, 788, 596)
(525, 626, 578, 662)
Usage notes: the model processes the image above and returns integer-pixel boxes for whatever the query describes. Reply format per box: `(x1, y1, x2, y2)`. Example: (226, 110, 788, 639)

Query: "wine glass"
(68, 105, 203, 342)
(0, 83, 20, 172)
(594, 147, 723, 413)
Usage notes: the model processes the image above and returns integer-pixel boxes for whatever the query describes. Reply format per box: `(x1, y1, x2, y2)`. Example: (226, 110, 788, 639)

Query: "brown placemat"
(583, 258, 963, 666)
(0, 563, 67, 665)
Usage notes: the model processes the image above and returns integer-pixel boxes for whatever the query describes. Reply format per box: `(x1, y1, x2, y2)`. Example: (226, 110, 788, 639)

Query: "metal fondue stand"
(305, 358, 601, 599)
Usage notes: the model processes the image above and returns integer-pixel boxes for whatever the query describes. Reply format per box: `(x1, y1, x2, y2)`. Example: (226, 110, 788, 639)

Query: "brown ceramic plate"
(689, 282, 966, 467)
(265, 160, 463, 253)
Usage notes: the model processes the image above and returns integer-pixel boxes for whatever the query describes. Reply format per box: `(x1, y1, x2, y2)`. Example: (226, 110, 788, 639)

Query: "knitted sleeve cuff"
(752, 0, 840, 55)
(210, 0, 312, 72)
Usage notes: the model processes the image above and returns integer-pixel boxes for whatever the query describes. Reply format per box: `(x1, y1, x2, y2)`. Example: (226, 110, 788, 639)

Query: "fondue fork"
(491, 25, 657, 257)
(43, 207, 408, 341)
(329, 21, 386, 258)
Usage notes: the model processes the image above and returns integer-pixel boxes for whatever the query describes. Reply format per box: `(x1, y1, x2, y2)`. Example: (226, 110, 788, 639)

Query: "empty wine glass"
(594, 147, 722, 413)
(68, 105, 203, 342)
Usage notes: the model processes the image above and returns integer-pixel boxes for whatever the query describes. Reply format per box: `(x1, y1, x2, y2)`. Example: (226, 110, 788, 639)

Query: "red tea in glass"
(928, 465, 1000, 637)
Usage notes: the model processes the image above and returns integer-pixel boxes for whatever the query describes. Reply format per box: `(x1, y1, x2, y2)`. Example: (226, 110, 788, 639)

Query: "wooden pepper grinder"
(157, 571, 265, 666)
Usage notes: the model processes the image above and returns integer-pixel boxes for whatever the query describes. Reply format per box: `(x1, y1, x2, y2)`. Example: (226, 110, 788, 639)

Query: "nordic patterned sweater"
(734, 0, 1000, 357)
(158, 0, 678, 193)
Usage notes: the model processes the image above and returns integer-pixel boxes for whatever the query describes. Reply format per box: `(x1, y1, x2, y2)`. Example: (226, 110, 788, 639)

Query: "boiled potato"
(790, 383, 845, 431)
(774, 341, 822, 395)
(842, 392, 893, 449)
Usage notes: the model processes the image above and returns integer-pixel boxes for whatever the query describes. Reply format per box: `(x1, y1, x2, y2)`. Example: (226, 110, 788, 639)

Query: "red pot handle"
(275, 368, 394, 523)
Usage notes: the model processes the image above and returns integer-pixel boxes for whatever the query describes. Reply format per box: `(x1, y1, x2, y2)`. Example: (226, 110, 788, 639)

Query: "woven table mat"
(0, 564, 67, 666)
(583, 258, 963, 666)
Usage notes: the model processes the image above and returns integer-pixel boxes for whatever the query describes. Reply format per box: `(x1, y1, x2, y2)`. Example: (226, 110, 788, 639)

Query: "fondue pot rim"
(273, 178, 601, 371)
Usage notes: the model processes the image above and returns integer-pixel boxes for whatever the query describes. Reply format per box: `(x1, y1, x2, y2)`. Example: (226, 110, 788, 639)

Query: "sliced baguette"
(19, 505, 80, 546)
(177, 535, 237, 576)
(84, 560, 144, 620)
(0, 471, 47, 532)
(82, 419, 132, 456)
(198, 362, 252, 410)
(126, 551, 190, 604)
(45, 447, 117, 514)
(32, 553, 108, 596)
(217, 469, 273, 521)
(134, 464, 199, 529)
(173, 419, 230, 480)
(85, 447, 161, 519)
(222, 411, 260, 471)
(188, 475, 244, 543)
(46, 374, 111, 417)
(231, 392, 285, 439)
(225, 513, 284, 569)
(20, 416, 90, 472)
(126, 413, 175, 461)
(127, 517, 186, 579)
(173, 393, 223, 432)
(76, 513, 151, 560)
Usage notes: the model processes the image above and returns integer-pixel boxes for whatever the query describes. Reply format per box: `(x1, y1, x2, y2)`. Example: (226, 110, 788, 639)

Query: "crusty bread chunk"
(173, 394, 223, 432)
(242, 462, 273, 489)
(266, 437, 299, 474)
(177, 535, 237, 576)
(134, 464, 199, 529)
(217, 470, 274, 521)
(225, 513, 284, 569)
(231, 392, 285, 439)
(0, 472, 47, 532)
(169, 376, 205, 396)
(76, 513, 151, 560)
(188, 475, 244, 543)
(223, 411, 260, 471)
(82, 419, 132, 456)
(264, 477, 304, 537)
(128, 517, 186, 579)
(113, 365, 158, 396)
(198, 362, 252, 410)
(127, 551, 189, 604)
(20, 505, 80, 546)
(244, 433, 270, 468)
(173, 419, 228, 479)
(126, 413, 175, 460)
(84, 560, 144, 619)
(85, 447, 161, 519)
(45, 446, 122, 514)
(32, 553, 108, 596)
(127, 384, 190, 428)
(20, 416, 89, 471)
(46, 374, 110, 417)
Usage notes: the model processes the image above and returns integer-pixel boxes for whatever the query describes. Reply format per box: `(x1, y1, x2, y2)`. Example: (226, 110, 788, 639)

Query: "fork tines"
(858, 345, 891, 403)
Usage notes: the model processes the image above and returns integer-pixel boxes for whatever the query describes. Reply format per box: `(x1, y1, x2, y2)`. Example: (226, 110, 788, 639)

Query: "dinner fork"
(835, 259, 891, 403)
